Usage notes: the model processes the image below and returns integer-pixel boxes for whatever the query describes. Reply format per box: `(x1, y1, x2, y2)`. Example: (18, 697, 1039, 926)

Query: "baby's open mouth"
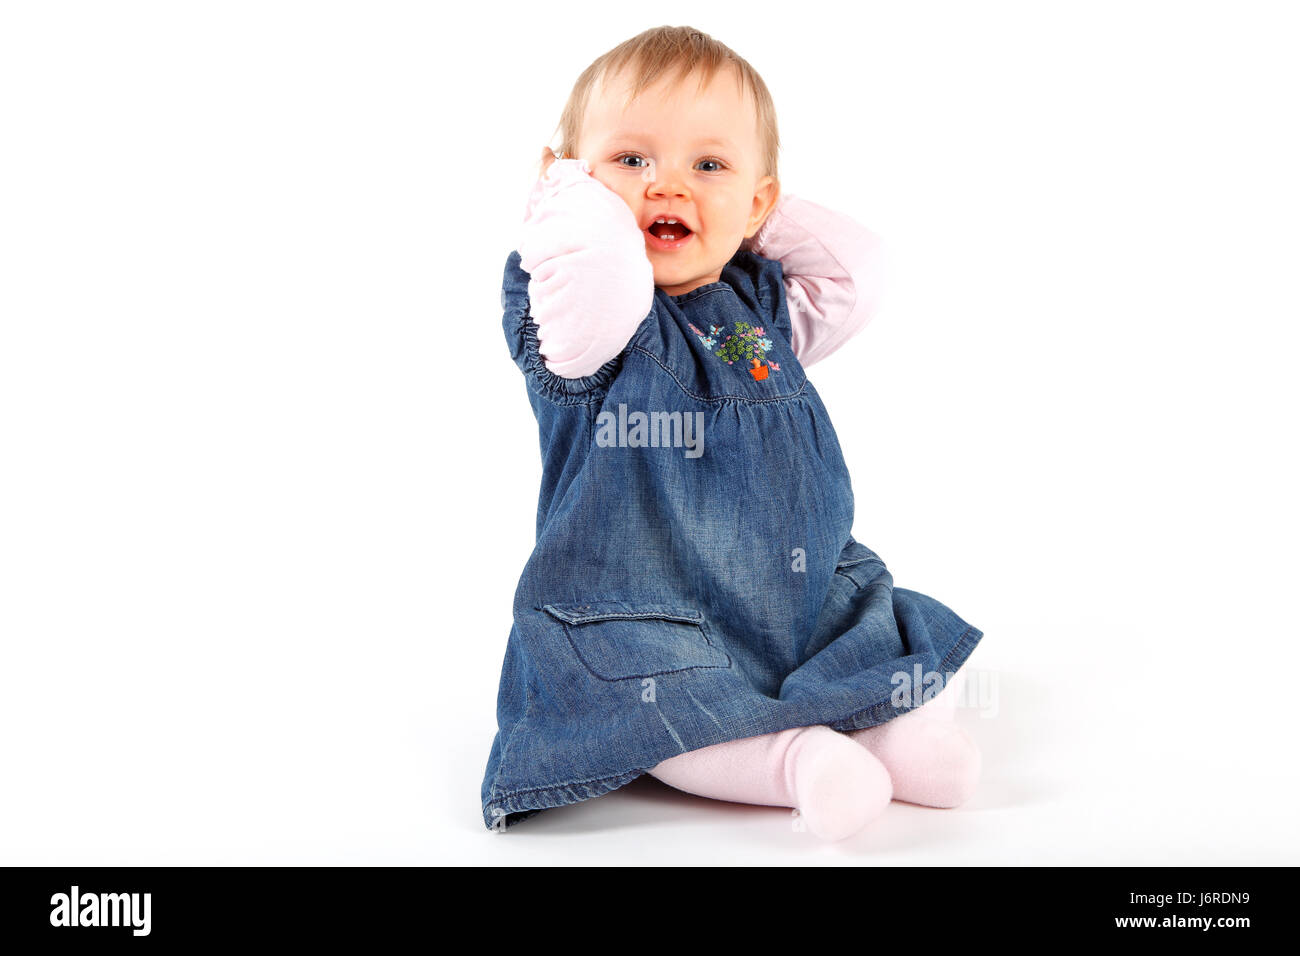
(647, 219, 693, 241)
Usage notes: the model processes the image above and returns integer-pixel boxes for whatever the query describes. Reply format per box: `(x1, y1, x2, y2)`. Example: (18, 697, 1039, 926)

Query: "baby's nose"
(646, 164, 690, 196)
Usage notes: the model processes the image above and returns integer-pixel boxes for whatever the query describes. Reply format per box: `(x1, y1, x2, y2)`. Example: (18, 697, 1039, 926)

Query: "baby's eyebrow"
(606, 132, 737, 151)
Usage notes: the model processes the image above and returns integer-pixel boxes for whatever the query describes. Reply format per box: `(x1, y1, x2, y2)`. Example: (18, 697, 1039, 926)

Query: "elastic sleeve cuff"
(509, 306, 625, 403)
(501, 251, 624, 404)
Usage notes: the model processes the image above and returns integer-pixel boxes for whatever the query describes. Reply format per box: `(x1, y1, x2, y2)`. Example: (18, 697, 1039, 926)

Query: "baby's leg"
(648, 725, 892, 841)
(914, 667, 965, 721)
(846, 670, 981, 808)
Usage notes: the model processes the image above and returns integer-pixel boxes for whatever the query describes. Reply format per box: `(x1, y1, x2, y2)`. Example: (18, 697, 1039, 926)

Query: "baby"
(483, 26, 984, 841)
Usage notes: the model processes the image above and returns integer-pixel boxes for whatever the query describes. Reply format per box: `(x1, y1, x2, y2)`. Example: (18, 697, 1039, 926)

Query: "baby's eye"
(614, 153, 728, 172)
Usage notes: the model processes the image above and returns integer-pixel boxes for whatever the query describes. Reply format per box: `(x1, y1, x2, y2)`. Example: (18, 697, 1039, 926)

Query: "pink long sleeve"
(516, 158, 654, 379)
(744, 194, 887, 368)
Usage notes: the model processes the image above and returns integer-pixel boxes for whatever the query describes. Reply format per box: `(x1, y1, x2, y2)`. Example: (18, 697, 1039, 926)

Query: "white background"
(2, 1, 1297, 865)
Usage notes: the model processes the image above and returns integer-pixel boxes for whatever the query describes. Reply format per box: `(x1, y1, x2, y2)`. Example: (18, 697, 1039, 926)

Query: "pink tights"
(647, 670, 980, 840)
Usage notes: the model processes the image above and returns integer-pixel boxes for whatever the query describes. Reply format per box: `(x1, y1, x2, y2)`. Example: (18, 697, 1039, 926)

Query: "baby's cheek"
(597, 178, 640, 220)
(586, 167, 620, 192)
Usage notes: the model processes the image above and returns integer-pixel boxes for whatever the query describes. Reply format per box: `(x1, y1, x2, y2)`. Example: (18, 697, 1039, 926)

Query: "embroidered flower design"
(688, 320, 780, 380)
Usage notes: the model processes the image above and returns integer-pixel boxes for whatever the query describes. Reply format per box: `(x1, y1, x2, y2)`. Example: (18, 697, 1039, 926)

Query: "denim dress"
(482, 246, 984, 830)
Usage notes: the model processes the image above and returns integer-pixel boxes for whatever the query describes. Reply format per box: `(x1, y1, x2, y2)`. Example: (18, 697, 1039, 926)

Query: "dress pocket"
(540, 601, 732, 681)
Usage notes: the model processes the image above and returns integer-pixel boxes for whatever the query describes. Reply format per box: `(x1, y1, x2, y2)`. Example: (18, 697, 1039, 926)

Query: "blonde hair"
(545, 26, 780, 183)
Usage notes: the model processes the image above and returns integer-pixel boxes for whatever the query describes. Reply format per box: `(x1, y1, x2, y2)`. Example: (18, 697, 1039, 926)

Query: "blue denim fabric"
(482, 246, 983, 830)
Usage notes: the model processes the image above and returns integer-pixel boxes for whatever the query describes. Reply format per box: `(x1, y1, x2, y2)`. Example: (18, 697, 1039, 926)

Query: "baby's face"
(576, 65, 779, 297)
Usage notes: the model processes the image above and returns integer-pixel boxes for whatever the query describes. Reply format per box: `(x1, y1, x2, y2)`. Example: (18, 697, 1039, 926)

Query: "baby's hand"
(538, 146, 559, 180)
(517, 146, 654, 379)
(520, 148, 643, 250)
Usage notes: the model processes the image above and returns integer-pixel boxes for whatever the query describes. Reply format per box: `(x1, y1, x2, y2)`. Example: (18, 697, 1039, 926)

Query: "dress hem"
(481, 622, 984, 831)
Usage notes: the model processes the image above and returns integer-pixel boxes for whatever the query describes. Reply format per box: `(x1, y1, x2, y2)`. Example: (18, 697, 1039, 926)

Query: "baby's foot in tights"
(787, 726, 893, 840)
(648, 725, 892, 841)
(847, 709, 981, 809)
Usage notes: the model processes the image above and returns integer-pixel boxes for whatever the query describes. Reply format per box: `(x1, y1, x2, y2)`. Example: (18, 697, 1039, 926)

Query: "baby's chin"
(650, 248, 742, 287)
(652, 263, 706, 285)
(653, 270, 724, 297)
